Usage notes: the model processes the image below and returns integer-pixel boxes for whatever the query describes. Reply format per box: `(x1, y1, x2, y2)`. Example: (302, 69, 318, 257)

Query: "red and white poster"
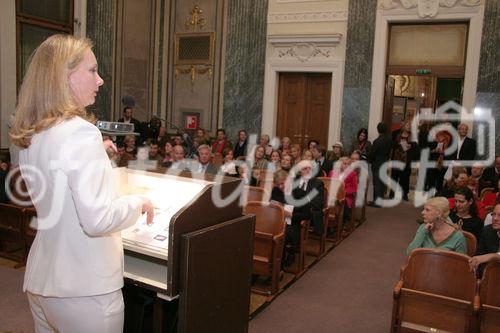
(185, 115, 198, 129)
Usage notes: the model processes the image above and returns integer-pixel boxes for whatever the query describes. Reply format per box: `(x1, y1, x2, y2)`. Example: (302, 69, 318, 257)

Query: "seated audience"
(268, 150, 281, 172)
(193, 128, 210, 149)
(483, 194, 500, 226)
(238, 163, 257, 186)
(470, 163, 494, 194)
(0, 159, 9, 203)
(123, 134, 137, 157)
(290, 144, 302, 165)
(440, 167, 469, 198)
(482, 155, 500, 191)
(350, 128, 371, 160)
(162, 141, 174, 167)
(307, 140, 319, 151)
(312, 144, 333, 176)
(330, 142, 343, 161)
(407, 197, 467, 255)
(220, 147, 238, 176)
(148, 140, 163, 162)
(259, 134, 273, 157)
(468, 203, 500, 272)
(280, 154, 293, 173)
(449, 187, 484, 242)
(195, 144, 218, 175)
(280, 136, 291, 156)
(252, 145, 268, 170)
(482, 179, 500, 207)
(329, 157, 358, 222)
(170, 145, 189, 170)
(211, 128, 231, 154)
(271, 161, 324, 265)
(232, 129, 248, 159)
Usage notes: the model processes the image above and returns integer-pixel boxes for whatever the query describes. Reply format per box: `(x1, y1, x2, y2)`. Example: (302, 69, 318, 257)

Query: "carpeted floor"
(249, 202, 420, 333)
(0, 265, 33, 333)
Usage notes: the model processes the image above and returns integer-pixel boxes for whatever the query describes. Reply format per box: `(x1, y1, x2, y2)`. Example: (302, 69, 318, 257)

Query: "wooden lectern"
(117, 168, 255, 333)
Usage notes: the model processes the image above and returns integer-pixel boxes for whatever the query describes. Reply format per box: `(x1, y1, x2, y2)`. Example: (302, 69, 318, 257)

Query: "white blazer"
(19, 117, 143, 297)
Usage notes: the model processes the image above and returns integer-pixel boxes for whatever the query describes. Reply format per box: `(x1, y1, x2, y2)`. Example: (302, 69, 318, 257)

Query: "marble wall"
(222, 0, 268, 140)
(86, 0, 115, 121)
(340, 0, 377, 151)
(476, 0, 500, 155)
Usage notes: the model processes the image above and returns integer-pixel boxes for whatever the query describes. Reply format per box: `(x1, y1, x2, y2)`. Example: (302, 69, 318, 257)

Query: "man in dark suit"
(469, 203, 500, 272)
(312, 144, 332, 176)
(368, 122, 393, 206)
(118, 106, 141, 131)
(285, 160, 325, 247)
(232, 129, 248, 159)
(195, 144, 219, 175)
(455, 123, 477, 162)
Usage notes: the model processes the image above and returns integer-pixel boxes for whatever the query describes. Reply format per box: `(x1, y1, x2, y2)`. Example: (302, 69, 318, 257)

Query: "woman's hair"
(425, 197, 450, 218)
(454, 186, 478, 217)
(357, 128, 368, 141)
(10, 34, 95, 148)
(222, 147, 232, 157)
(273, 169, 288, 185)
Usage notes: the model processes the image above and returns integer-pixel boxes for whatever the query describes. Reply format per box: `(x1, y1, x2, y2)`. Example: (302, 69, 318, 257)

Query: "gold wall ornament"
(175, 65, 213, 87)
(185, 5, 206, 31)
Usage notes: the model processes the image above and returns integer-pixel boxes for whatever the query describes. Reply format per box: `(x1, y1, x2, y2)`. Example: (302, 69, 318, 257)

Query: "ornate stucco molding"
(378, 0, 482, 18)
(268, 34, 342, 63)
(268, 10, 348, 23)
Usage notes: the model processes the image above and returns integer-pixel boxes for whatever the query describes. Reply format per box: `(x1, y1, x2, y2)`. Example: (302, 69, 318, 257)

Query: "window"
(16, 0, 74, 86)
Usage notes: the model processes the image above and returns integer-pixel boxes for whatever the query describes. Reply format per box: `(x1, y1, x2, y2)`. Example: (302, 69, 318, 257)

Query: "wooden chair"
(479, 187, 494, 202)
(479, 262, 500, 333)
(0, 203, 35, 267)
(484, 205, 494, 217)
(318, 177, 346, 245)
(283, 219, 310, 276)
(462, 230, 477, 257)
(354, 173, 369, 225)
(306, 186, 329, 258)
(241, 186, 270, 205)
(391, 248, 480, 333)
(243, 201, 285, 295)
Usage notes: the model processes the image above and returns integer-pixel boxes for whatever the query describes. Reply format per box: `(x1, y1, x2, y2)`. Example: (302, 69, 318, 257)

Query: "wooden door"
(277, 73, 331, 148)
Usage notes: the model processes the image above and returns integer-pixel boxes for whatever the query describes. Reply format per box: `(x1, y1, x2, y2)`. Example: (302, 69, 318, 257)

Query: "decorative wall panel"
(222, 0, 268, 139)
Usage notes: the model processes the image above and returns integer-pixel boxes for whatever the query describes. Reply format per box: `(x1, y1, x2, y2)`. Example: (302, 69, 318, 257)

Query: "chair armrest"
(273, 233, 285, 244)
(393, 280, 403, 298)
(255, 231, 273, 241)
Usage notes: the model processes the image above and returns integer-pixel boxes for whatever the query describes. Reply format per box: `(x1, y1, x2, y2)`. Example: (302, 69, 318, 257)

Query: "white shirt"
(19, 117, 143, 297)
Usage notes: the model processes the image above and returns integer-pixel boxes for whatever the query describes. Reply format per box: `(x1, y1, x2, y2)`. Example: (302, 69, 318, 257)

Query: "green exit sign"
(416, 69, 432, 74)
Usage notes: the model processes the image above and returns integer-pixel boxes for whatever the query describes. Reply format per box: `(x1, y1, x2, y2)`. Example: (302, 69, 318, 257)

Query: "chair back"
(242, 186, 270, 204)
(480, 187, 495, 201)
(403, 248, 477, 301)
(480, 261, 500, 306)
(318, 177, 345, 206)
(480, 262, 500, 333)
(244, 201, 285, 235)
(461, 230, 477, 257)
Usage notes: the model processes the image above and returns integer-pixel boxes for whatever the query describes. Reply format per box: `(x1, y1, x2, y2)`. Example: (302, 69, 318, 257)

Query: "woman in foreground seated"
(407, 197, 467, 255)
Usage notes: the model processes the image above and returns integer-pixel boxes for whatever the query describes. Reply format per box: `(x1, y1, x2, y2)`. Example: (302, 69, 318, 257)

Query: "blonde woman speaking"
(10, 34, 154, 333)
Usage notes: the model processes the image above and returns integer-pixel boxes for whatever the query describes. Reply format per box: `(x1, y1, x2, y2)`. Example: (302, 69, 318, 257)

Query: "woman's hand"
(424, 222, 434, 231)
(141, 199, 155, 225)
(103, 139, 117, 153)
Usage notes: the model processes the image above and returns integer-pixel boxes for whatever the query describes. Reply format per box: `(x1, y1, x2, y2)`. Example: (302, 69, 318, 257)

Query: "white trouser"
(27, 290, 124, 333)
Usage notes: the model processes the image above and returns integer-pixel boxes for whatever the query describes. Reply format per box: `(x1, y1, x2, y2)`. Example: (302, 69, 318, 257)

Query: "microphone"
(121, 95, 135, 107)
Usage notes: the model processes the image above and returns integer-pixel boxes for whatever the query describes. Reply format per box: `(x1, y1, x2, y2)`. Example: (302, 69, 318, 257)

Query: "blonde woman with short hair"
(11, 34, 153, 332)
(407, 197, 467, 255)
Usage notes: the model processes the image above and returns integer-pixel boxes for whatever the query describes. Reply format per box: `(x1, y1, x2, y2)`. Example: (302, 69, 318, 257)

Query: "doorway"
(276, 72, 332, 148)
